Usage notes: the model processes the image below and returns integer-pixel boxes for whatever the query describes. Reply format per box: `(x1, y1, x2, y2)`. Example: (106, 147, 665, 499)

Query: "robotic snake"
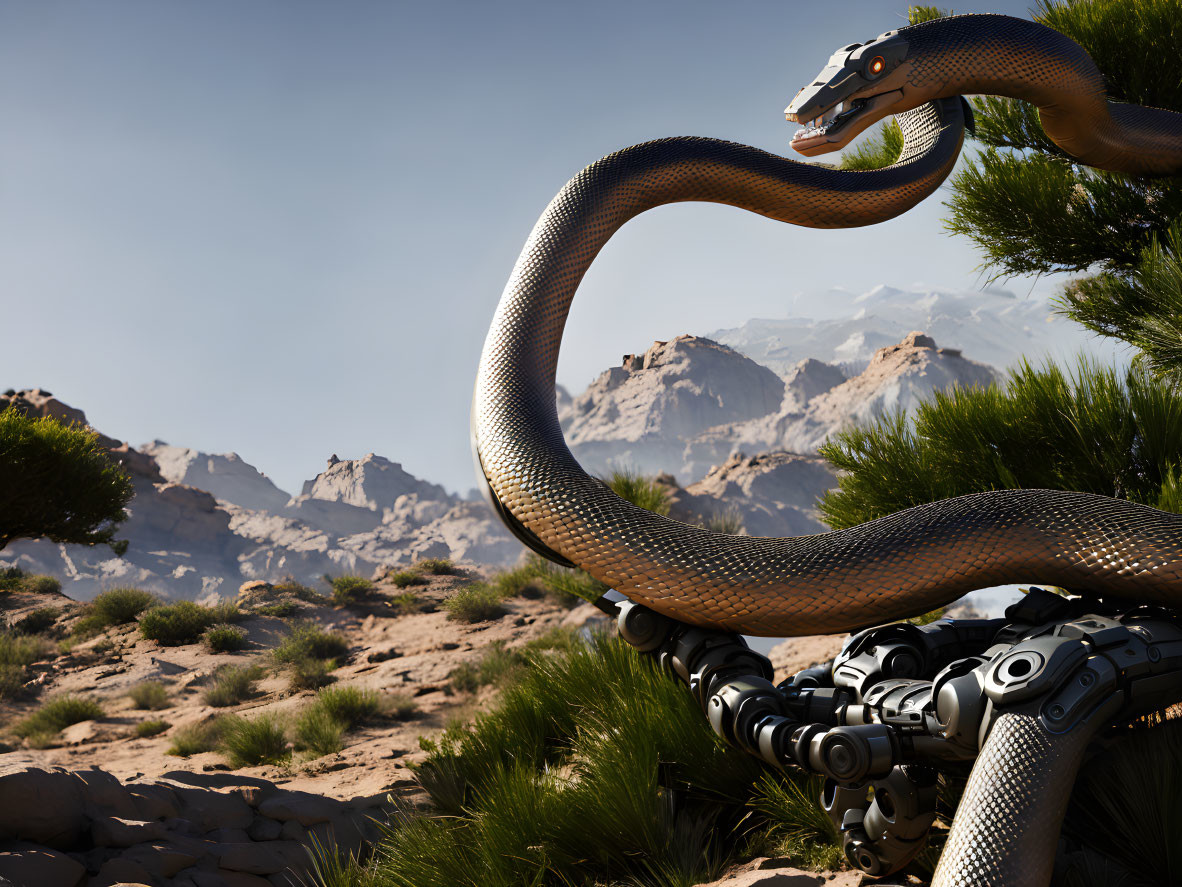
(472, 13, 1182, 887)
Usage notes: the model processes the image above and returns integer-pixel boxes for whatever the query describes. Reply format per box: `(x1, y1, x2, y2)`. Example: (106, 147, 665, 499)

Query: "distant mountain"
(710, 284, 1110, 376)
(561, 330, 995, 484)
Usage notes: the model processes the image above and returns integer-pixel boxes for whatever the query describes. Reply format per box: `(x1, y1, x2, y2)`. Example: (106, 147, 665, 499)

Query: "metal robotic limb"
(609, 588, 1182, 885)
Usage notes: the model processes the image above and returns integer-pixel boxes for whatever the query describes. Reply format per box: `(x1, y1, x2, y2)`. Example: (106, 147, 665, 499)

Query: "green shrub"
(14, 695, 103, 739)
(272, 622, 350, 665)
(0, 569, 63, 596)
(204, 624, 249, 653)
(203, 664, 264, 708)
(388, 570, 427, 589)
(313, 686, 379, 728)
(271, 580, 326, 603)
(416, 558, 457, 575)
(167, 719, 223, 757)
(491, 555, 606, 607)
(21, 575, 62, 595)
(91, 588, 156, 625)
(136, 719, 169, 738)
(447, 630, 579, 694)
(139, 601, 216, 645)
(606, 467, 672, 516)
(220, 714, 290, 768)
(326, 575, 374, 606)
(0, 630, 52, 700)
(256, 601, 300, 619)
(373, 635, 788, 887)
(127, 681, 171, 711)
(705, 507, 746, 535)
(287, 657, 335, 692)
(444, 583, 505, 623)
(295, 707, 345, 757)
(13, 607, 58, 635)
(389, 591, 430, 616)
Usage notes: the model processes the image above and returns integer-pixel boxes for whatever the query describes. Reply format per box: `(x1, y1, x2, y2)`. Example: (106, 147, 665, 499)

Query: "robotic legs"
(609, 588, 1182, 886)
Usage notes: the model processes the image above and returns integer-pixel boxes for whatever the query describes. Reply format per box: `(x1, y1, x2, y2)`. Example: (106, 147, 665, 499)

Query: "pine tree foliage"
(818, 359, 1182, 529)
(945, 0, 1182, 376)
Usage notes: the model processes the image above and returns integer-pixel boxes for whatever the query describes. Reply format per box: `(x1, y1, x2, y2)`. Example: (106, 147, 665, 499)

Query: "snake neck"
(903, 14, 1182, 175)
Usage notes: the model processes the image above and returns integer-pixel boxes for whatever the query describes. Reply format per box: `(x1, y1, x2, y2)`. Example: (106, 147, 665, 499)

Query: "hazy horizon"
(1, 1, 1086, 496)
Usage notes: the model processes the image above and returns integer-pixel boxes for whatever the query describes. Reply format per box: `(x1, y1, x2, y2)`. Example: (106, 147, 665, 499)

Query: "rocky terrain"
(561, 330, 996, 484)
(0, 564, 860, 887)
(0, 566, 620, 886)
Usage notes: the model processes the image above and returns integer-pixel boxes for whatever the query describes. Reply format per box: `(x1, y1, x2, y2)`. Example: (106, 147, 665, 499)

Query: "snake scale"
(471, 13, 1182, 886)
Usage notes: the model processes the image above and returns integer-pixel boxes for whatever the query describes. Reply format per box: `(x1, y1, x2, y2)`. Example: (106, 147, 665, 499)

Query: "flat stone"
(127, 783, 180, 821)
(92, 856, 154, 887)
(278, 820, 305, 842)
(214, 841, 305, 876)
(119, 841, 201, 878)
(217, 870, 272, 887)
(171, 788, 253, 832)
(73, 769, 139, 819)
(257, 790, 339, 826)
(0, 843, 86, 887)
(246, 817, 281, 842)
(206, 828, 252, 844)
(91, 816, 171, 849)
(0, 766, 86, 847)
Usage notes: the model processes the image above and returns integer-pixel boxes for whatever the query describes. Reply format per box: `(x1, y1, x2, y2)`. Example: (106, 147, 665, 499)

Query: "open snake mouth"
(786, 90, 902, 156)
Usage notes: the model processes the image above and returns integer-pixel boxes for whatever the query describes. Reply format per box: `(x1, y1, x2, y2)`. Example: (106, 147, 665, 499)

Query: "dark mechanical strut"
(607, 587, 1182, 880)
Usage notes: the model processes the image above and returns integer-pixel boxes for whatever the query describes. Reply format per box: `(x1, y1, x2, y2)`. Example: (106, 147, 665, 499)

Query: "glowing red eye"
(869, 56, 885, 75)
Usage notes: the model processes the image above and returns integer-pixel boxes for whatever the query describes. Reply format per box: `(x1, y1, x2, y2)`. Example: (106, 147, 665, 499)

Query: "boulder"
(0, 842, 86, 887)
(0, 766, 86, 848)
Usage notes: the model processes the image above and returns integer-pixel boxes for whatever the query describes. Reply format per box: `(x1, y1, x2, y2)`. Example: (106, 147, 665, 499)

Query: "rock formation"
(141, 442, 291, 514)
(559, 334, 785, 478)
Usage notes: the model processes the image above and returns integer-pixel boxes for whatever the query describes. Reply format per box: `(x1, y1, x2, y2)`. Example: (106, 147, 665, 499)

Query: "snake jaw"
(786, 30, 912, 155)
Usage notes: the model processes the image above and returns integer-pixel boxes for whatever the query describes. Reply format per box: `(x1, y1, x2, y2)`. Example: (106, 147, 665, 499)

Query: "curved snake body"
(474, 12, 1182, 638)
(471, 13, 1182, 886)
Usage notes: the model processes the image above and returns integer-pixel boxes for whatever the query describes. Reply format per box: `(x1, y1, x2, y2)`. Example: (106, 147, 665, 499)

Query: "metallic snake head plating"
(785, 29, 912, 156)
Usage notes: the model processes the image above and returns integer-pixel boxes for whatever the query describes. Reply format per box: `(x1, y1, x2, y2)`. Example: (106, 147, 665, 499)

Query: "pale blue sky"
(0, 0, 1058, 496)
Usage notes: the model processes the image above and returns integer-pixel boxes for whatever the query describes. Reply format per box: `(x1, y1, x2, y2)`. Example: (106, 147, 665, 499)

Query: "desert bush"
(136, 719, 169, 738)
(705, 507, 746, 535)
(389, 591, 431, 616)
(447, 629, 580, 695)
(91, 587, 156, 625)
(0, 569, 63, 597)
(220, 714, 290, 768)
(139, 601, 216, 645)
(491, 555, 606, 608)
(127, 681, 171, 711)
(363, 634, 816, 887)
(0, 630, 52, 700)
(287, 657, 335, 692)
(256, 601, 300, 619)
(295, 707, 344, 757)
(271, 580, 326, 603)
(13, 607, 59, 635)
(444, 583, 505, 623)
(313, 686, 379, 728)
(606, 467, 672, 516)
(14, 694, 103, 740)
(272, 622, 350, 666)
(203, 664, 264, 708)
(167, 719, 223, 757)
(204, 624, 249, 653)
(388, 570, 427, 589)
(326, 575, 374, 606)
(416, 558, 457, 575)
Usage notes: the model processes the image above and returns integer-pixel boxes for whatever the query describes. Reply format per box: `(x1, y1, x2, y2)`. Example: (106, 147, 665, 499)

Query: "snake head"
(785, 30, 912, 156)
